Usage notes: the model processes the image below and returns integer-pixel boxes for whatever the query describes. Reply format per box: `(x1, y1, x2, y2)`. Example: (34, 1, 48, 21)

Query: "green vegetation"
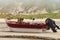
(0, 13, 60, 19)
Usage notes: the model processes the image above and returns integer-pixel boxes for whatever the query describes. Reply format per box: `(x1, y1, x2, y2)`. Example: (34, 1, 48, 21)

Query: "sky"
(0, 0, 60, 3)
(0, 0, 60, 8)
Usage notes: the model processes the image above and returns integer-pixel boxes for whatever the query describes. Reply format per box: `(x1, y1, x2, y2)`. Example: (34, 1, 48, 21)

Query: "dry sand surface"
(0, 38, 41, 40)
(0, 27, 60, 40)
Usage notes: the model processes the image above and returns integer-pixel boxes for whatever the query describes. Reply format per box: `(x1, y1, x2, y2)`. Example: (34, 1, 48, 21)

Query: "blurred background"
(0, 0, 60, 18)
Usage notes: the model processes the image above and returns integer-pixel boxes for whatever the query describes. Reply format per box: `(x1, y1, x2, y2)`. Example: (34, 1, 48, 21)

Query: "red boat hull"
(6, 21, 47, 29)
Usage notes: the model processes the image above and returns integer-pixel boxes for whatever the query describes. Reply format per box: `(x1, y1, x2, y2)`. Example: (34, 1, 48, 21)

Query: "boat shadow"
(1, 31, 52, 34)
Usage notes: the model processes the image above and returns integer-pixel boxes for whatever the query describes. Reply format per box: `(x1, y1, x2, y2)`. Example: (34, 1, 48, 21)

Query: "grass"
(0, 13, 60, 19)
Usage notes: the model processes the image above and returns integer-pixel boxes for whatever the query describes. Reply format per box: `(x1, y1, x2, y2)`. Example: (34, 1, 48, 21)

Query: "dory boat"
(6, 19, 47, 32)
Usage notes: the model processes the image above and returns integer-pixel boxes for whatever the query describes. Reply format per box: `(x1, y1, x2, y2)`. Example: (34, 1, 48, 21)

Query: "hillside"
(0, 0, 60, 14)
